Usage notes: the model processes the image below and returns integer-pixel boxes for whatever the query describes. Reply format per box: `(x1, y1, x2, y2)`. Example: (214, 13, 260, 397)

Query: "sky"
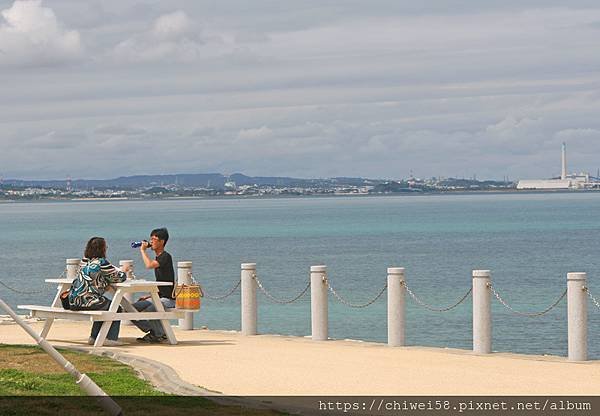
(1, 0, 600, 180)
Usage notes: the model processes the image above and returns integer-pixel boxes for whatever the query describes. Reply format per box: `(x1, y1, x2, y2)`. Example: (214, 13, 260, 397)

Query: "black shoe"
(136, 332, 161, 343)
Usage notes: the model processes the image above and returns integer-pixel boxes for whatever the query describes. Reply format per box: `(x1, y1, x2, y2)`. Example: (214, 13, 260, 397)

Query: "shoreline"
(2, 189, 600, 204)
(1, 319, 598, 395)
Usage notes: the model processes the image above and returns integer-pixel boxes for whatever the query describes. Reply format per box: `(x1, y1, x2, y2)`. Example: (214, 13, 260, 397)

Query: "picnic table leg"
(94, 321, 112, 347)
(94, 291, 124, 348)
(41, 283, 70, 338)
(50, 285, 63, 308)
(119, 296, 137, 313)
(40, 318, 54, 338)
(149, 291, 178, 345)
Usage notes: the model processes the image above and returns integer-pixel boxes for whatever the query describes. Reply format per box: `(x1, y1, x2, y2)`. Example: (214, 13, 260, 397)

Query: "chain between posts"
(198, 275, 241, 300)
(254, 273, 311, 304)
(488, 283, 567, 317)
(325, 275, 388, 308)
(0, 268, 67, 295)
(402, 281, 472, 312)
(0, 279, 47, 295)
(585, 287, 600, 310)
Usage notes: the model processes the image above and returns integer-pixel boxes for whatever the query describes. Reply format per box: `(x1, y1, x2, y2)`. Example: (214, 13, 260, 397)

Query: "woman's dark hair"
(151, 227, 169, 245)
(84, 237, 107, 259)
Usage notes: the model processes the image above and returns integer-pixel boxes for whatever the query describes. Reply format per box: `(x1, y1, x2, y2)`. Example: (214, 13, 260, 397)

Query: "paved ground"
(1, 318, 599, 395)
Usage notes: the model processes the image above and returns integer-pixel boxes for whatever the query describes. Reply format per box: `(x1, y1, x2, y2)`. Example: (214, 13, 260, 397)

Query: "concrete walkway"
(1, 319, 599, 395)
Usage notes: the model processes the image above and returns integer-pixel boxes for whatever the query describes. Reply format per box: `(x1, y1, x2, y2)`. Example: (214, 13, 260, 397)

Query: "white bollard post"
(311, 265, 328, 341)
(119, 260, 134, 326)
(473, 270, 492, 354)
(387, 267, 406, 347)
(567, 272, 588, 361)
(177, 261, 193, 330)
(119, 260, 134, 279)
(66, 258, 80, 280)
(241, 263, 257, 335)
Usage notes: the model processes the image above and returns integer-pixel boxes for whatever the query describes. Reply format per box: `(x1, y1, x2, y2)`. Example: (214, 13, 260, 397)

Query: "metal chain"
(254, 273, 311, 304)
(585, 287, 600, 310)
(325, 278, 388, 308)
(0, 279, 47, 294)
(488, 283, 567, 317)
(0, 267, 67, 295)
(201, 278, 241, 300)
(402, 281, 472, 312)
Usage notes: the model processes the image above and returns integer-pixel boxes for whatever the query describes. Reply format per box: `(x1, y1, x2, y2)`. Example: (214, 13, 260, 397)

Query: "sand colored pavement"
(1, 319, 599, 395)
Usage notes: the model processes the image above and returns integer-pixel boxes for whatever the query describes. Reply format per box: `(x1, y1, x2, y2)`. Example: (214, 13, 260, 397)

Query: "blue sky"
(1, 0, 600, 180)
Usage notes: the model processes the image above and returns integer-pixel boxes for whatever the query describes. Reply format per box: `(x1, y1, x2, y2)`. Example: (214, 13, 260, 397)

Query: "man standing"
(132, 227, 175, 343)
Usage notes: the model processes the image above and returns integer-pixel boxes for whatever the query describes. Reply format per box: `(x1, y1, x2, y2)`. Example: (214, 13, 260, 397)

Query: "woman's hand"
(121, 264, 132, 273)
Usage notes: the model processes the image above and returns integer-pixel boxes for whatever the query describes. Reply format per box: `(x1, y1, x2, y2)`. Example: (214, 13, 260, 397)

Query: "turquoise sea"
(1, 193, 599, 358)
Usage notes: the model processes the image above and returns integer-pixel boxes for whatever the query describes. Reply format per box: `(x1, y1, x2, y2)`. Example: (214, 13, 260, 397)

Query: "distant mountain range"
(1, 173, 381, 189)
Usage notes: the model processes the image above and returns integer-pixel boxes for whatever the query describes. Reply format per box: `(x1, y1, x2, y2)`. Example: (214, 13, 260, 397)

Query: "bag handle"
(172, 271, 191, 298)
(172, 283, 182, 299)
(189, 273, 204, 297)
(171, 272, 204, 298)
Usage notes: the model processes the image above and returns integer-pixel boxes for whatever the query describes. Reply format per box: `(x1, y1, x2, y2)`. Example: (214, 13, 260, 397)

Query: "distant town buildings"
(0, 175, 515, 201)
(7, 145, 600, 201)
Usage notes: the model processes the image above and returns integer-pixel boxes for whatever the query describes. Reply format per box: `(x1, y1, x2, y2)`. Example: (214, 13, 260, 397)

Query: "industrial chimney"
(561, 142, 567, 180)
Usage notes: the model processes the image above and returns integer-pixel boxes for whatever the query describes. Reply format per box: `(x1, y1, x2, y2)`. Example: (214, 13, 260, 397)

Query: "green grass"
(0, 345, 287, 415)
(0, 367, 159, 396)
(0, 344, 158, 396)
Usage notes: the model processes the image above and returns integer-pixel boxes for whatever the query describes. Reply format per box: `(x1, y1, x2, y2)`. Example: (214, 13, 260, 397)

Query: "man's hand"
(139, 242, 160, 269)
(138, 295, 151, 301)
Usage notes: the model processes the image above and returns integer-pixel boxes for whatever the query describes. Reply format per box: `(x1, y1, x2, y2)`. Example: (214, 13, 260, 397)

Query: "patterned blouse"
(68, 257, 127, 308)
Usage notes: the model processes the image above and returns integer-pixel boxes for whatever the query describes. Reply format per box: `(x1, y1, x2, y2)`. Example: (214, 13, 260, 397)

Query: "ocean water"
(1, 193, 599, 358)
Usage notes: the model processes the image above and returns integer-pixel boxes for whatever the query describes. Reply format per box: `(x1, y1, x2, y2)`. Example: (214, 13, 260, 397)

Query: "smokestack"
(561, 142, 567, 180)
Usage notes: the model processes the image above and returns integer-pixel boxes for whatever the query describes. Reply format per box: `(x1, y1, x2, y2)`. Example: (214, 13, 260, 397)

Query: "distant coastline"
(2, 188, 600, 204)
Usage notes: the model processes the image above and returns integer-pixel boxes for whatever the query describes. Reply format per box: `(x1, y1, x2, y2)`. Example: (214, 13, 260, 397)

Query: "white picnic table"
(19, 278, 184, 347)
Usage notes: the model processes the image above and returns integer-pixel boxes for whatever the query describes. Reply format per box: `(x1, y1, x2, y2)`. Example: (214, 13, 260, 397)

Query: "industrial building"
(517, 143, 600, 190)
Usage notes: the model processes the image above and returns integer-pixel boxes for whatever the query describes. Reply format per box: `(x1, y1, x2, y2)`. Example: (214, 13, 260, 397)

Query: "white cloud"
(3, 1, 600, 179)
(237, 126, 273, 140)
(152, 10, 192, 40)
(94, 124, 147, 136)
(0, 0, 83, 66)
(556, 128, 600, 141)
(112, 10, 233, 63)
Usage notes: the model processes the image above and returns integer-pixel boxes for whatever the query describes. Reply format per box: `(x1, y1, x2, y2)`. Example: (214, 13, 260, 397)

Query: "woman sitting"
(69, 236, 129, 346)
